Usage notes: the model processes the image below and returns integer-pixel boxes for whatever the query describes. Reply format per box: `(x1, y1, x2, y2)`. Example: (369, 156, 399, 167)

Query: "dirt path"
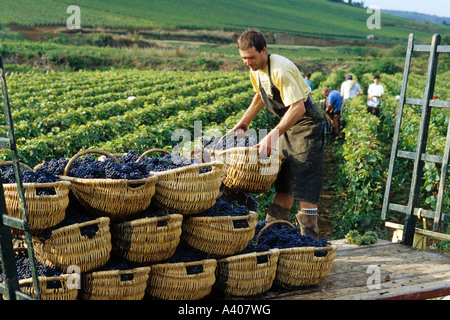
(317, 136, 343, 239)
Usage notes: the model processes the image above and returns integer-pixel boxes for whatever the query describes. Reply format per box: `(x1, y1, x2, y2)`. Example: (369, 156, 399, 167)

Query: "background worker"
(304, 73, 314, 90)
(230, 30, 325, 239)
(340, 74, 363, 100)
(321, 87, 343, 139)
(367, 75, 384, 116)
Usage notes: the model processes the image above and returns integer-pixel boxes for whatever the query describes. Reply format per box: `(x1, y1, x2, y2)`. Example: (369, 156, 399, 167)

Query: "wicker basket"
(0, 161, 71, 234)
(146, 259, 216, 300)
(274, 245, 337, 288)
(211, 147, 284, 194)
(181, 211, 258, 257)
(256, 220, 337, 288)
(138, 149, 224, 215)
(2, 248, 78, 300)
(60, 149, 157, 222)
(111, 214, 183, 264)
(18, 274, 79, 300)
(32, 217, 112, 273)
(80, 266, 151, 300)
(215, 248, 280, 297)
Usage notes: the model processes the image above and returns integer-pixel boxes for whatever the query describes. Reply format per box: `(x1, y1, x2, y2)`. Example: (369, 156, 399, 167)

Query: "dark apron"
(258, 54, 325, 204)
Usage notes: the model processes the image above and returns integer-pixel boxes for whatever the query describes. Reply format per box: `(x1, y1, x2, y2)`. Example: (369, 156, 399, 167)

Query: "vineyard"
(1, 67, 449, 251)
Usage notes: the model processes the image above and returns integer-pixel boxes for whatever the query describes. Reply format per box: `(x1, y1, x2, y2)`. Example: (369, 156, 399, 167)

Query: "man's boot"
(265, 203, 291, 222)
(295, 209, 319, 240)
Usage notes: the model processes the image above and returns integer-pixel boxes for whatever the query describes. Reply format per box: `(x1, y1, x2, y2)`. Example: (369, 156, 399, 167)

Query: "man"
(230, 30, 325, 239)
(304, 73, 314, 90)
(321, 87, 343, 138)
(340, 74, 363, 100)
(367, 75, 384, 116)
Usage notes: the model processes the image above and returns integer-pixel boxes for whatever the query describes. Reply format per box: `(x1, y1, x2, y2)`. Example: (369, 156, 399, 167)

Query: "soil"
(317, 135, 343, 239)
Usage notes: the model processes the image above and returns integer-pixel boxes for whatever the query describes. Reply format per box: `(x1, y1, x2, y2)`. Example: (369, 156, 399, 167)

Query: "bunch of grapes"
(38, 158, 69, 176)
(168, 243, 209, 274)
(197, 198, 249, 218)
(243, 221, 330, 256)
(139, 151, 211, 173)
(41, 207, 98, 240)
(42, 155, 150, 180)
(202, 135, 258, 151)
(0, 252, 63, 282)
(218, 187, 258, 213)
(1, 166, 61, 195)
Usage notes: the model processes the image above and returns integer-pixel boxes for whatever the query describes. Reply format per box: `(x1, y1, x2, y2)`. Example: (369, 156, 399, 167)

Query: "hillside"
(1, 0, 448, 44)
(384, 10, 449, 26)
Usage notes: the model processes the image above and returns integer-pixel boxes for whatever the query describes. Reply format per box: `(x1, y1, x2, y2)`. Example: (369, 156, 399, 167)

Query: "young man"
(230, 30, 325, 239)
(321, 87, 343, 138)
(367, 75, 384, 116)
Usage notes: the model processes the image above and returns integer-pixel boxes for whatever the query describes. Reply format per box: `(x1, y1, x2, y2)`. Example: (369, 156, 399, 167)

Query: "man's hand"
(256, 130, 279, 157)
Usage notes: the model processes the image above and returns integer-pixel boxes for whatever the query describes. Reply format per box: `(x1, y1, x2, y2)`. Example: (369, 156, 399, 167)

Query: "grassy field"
(1, 0, 448, 43)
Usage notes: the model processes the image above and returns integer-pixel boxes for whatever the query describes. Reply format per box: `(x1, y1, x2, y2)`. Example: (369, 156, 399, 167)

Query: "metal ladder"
(382, 33, 450, 246)
(0, 55, 41, 300)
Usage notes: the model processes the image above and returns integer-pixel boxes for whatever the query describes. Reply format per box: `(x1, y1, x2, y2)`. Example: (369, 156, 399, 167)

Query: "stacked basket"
(146, 259, 217, 300)
(255, 221, 337, 288)
(0, 161, 71, 235)
(111, 213, 183, 264)
(59, 149, 158, 222)
(181, 211, 258, 257)
(138, 149, 224, 215)
(215, 249, 280, 297)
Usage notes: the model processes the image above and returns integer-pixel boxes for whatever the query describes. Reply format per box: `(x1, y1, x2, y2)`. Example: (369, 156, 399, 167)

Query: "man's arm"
(258, 99, 306, 156)
(230, 93, 264, 133)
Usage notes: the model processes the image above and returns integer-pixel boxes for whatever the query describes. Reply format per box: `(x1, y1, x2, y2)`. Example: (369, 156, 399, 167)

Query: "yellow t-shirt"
(250, 54, 311, 107)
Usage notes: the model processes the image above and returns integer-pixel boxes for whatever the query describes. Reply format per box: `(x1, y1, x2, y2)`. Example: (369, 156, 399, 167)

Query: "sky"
(352, 0, 450, 17)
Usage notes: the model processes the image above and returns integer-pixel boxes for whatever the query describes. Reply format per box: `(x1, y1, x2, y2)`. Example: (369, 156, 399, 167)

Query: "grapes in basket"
(243, 220, 330, 257)
(1, 166, 61, 195)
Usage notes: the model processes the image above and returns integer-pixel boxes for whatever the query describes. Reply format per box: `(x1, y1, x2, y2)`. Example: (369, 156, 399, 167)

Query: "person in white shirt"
(367, 75, 384, 116)
(340, 74, 363, 100)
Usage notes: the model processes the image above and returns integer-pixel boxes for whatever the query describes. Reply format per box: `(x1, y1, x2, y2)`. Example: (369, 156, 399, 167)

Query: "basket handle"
(136, 148, 171, 163)
(215, 131, 236, 146)
(0, 161, 33, 171)
(63, 149, 119, 176)
(255, 220, 296, 244)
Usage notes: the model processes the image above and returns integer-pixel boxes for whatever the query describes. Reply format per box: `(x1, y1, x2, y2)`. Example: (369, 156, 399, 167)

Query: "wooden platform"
(261, 239, 450, 300)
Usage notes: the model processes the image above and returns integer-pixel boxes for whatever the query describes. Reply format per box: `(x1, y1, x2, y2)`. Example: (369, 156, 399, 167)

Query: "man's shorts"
(274, 117, 325, 205)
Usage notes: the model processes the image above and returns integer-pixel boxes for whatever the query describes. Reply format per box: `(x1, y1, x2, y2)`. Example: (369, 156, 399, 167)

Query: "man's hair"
(374, 75, 380, 80)
(237, 30, 266, 52)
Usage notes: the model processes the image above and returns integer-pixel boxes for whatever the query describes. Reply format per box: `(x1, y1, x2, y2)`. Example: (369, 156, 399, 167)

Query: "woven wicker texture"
(146, 259, 216, 300)
(211, 147, 283, 194)
(60, 149, 157, 222)
(256, 220, 337, 288)
(139, 149, 224, 215)
(181, 211, 258, 257)
(275, 245, 337, 287)
(0, 160, 71, 234)
(18, 274, 79, 300)
(111, 214, 183, 264)
(3, 181, 71, 234)
(215, 248, 280, 296)
(32, 217, 112, 273)
(80, 266, 151, 300)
